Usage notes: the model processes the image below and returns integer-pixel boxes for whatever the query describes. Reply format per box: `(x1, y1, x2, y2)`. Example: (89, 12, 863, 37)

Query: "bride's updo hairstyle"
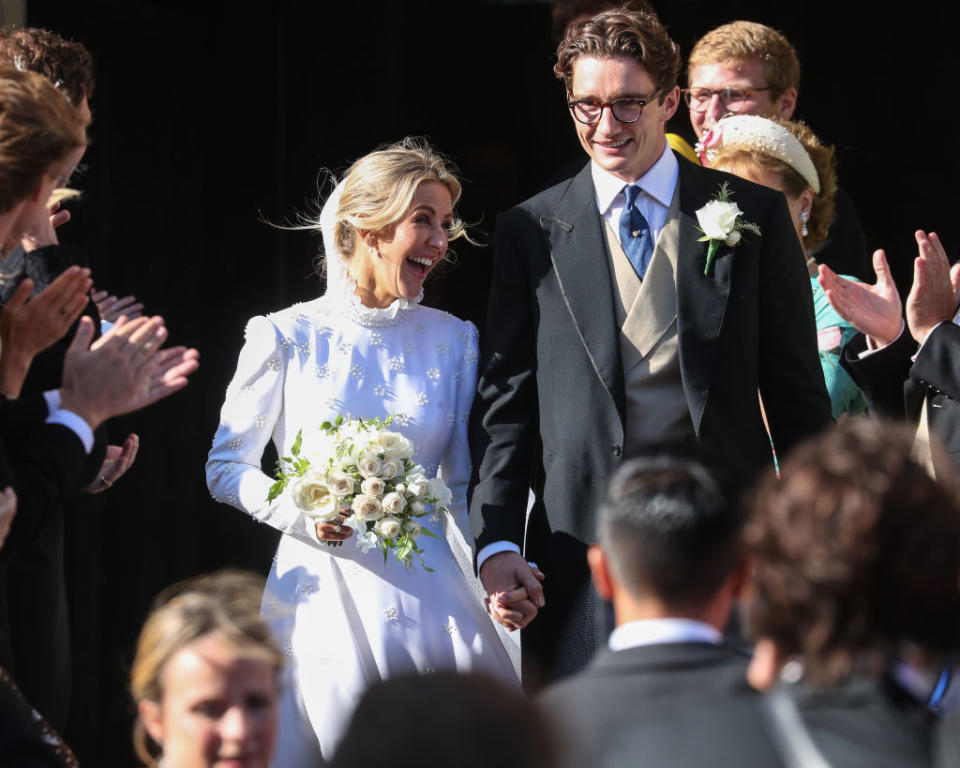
(329, 137, 468, 263)
(130, 570, 283, 767)
(707, 117, 837, 252)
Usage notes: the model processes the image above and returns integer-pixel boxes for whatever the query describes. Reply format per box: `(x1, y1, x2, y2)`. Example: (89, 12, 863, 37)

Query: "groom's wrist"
(477, 541, 522, 572)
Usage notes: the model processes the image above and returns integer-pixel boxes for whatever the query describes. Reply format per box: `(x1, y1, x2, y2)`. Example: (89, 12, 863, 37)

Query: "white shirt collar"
(591, 138, 679, 215)
(608, 617, 722, 652)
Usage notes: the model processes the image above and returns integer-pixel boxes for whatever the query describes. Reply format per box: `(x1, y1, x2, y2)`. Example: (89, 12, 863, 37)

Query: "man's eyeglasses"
(567, 91, 660, 125)
(682, 86, 772, 113)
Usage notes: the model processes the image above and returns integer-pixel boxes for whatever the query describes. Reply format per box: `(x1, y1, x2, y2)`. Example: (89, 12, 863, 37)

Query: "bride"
(206, 139, 517, 765)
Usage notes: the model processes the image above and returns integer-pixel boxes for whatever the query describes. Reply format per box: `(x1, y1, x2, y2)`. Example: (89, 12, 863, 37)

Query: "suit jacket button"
(610, 445, 622, 456)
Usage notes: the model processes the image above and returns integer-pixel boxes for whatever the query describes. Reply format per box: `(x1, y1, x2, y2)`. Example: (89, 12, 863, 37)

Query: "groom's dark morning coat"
(469, 155, 832, 682)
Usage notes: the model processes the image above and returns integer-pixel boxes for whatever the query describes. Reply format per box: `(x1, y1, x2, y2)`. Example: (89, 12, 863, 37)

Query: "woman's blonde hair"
(130, 570, 283, 766)
(711, 119, 837, 252)
(329, 137, 467, 261)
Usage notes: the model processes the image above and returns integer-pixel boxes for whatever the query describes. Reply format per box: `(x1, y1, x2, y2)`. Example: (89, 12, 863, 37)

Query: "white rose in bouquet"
(374, 515, 402, 539)
(381, 491, 406, 516)
(427, 477, 453, 507)
(328, 471, 355, 497)
(352, 494, 384, 521)
(405, 473, 429, 498)
(393, 483, 406, 496)
(409, 500, 426, 516)
(291, 473, 339, 521)
(403, 520, 422, 539)
(357, 453, 383, 478)
(380, 460, 402, 480)
(361, 477, 386, 498)
(378, 431, 415, 460)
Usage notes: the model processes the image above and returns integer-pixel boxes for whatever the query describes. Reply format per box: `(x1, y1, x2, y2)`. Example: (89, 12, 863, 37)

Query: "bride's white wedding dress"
(206, 187, 516, 765)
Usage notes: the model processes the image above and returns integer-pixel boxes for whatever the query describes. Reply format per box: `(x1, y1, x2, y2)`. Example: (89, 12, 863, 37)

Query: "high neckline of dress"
(325, 263, 423, 327)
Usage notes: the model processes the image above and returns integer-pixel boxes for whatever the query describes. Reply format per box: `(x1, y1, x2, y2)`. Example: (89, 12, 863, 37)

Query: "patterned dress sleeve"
(205, 315, 320, 544)
(438, 320, 479, 552)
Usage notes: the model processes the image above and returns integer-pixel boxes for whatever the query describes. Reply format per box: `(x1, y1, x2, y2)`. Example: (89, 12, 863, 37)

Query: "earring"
(368, 244, 379, 259)
(800, 210, 809, 238)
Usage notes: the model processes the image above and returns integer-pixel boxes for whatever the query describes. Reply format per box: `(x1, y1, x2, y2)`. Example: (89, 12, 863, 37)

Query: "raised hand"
(818, 249, 902, 347)
(905, 231, 960, 344)
(91, 288, 144, 323)
(84, 433, 140, 493)
(60, 315, 199, 430)
(0, 266, 93, 396)
(480, 551, 545, 631)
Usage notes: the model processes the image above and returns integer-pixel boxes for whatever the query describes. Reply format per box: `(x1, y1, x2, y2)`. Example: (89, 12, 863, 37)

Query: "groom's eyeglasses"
(567, 91, 661, 125)
(682, 86, 773, 113)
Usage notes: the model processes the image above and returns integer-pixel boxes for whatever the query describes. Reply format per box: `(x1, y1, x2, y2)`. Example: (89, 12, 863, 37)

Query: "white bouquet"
(267, 415, 452, 571)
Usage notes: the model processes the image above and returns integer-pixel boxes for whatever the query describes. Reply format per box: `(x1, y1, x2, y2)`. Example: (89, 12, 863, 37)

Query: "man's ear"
(587, 544, 615, 601)
(660, 85, 680, 122)
(747, 638, 781, 691)
(775, 87, 797, 120)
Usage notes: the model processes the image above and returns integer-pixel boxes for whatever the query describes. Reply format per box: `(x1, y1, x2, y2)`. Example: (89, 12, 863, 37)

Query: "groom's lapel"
(540, 163, 625, 417)
(675, 157, 734, 435)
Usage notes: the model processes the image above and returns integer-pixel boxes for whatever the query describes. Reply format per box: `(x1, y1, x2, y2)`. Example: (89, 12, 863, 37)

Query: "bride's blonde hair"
(330, 137, 468, 260)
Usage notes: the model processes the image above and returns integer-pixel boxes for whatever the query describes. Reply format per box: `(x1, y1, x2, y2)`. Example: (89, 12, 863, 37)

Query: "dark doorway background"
(23, 0, 960, 763)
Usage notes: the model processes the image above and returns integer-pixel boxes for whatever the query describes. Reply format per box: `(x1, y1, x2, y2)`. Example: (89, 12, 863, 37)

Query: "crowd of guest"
(1, 2, 959, 767)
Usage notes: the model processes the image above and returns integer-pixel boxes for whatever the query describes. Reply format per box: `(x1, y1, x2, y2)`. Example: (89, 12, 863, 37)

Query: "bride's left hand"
(316, 511, 353, 542)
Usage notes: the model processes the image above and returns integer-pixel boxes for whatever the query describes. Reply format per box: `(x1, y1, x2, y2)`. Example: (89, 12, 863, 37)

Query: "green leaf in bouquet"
(266, 476, 288, 502)
(335, 414, 344, 427)
(295, 458, 310, 476)
(321, 420, 332, 432)
(418, 527, 439, 539)
(291, 429, 303, 456)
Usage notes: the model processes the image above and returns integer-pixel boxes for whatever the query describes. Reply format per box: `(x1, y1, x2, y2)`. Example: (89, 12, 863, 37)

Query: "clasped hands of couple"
(480, 551, 546, 632)
(818, 230, 960, 350)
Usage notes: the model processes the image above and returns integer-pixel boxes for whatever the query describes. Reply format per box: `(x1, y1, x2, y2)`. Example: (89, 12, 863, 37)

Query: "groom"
(469, 7, 832, 688)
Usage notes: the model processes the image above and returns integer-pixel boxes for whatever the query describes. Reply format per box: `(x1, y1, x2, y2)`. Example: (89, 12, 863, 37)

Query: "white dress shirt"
(476, 139, 679, 572)
(42, 389, 94, 453)
(608, 617, 722, 651)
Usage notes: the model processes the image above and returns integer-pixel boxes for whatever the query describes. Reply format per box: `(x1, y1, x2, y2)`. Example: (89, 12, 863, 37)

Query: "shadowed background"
(20, 0, 960, 763)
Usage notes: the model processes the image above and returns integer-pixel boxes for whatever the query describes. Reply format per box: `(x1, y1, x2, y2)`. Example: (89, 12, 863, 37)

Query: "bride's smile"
(352, 181, 453, 308)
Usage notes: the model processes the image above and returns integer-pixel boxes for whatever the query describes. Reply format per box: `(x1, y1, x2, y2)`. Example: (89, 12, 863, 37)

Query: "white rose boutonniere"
(695, 182, 761, 276)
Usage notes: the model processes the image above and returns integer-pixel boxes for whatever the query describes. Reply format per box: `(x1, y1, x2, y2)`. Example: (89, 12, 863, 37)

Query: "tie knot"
(623, 184, 641, 208)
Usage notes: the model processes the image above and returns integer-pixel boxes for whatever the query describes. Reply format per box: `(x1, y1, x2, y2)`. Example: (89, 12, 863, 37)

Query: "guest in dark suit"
(746, 420, 960, 767)
(819, 230, 960, 471)
(469, 7, 832, 688)
(539, 451, 783, 767)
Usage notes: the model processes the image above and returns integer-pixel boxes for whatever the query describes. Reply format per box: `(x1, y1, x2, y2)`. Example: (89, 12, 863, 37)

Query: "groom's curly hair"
(554, 7, 681, 100)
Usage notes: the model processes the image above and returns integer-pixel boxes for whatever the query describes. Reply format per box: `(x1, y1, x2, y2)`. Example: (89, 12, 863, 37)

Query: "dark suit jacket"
(539, 642, 784, 767)
(791, 677, 939, 768)
(469, 155, 833, 681)
(0, 396, 97, 728)
(0, 243, 104, 728)
(842, 322, 960, 468)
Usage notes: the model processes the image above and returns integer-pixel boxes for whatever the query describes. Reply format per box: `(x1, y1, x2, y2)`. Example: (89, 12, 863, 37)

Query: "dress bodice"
(206, 292, 479, 548)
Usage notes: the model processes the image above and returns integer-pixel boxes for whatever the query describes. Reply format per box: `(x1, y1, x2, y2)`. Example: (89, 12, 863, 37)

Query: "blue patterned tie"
(618, 184, 653, 280)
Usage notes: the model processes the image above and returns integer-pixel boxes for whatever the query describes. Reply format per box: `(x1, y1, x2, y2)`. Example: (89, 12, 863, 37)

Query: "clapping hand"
(91, 288, 144, 323)
(818, 249, 902, 348)
(480, 551, 546, 631)
(60, 315, 200, 430)
(0, 266, 93, 396)
(84, 433, 140, 493)
(905, 231, 960, 344)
